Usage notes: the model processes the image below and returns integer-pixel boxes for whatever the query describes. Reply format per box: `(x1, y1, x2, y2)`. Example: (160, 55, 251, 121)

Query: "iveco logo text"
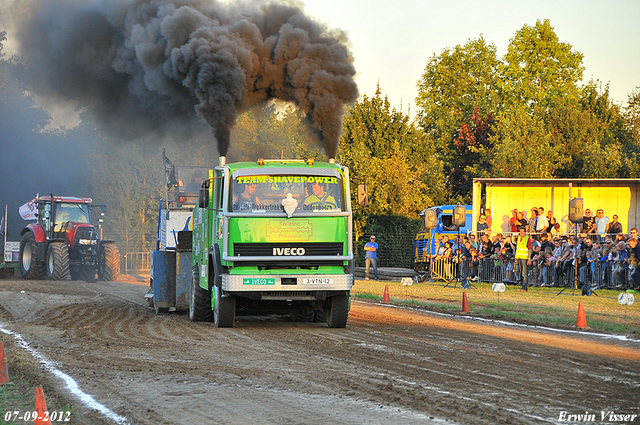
(273, 247, 306, 256)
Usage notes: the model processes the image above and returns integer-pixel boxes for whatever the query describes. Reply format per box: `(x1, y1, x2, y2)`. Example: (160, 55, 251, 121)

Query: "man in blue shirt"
(364, 235, 379, 280)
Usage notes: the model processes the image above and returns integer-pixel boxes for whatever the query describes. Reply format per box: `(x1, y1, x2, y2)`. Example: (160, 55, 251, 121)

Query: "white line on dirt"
(0, 323, 131, 425)
(357, 300, 640, 344)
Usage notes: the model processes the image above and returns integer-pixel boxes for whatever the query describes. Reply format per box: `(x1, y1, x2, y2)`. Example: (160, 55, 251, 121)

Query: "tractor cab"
(36, 196, 94, 239)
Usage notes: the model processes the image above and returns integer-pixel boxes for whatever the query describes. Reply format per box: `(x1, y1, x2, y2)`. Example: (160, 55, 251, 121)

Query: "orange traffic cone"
(0, 342, 8, 385)
(462, 291, 470, 313)
(576, 301, 590, 329)
(383, 285, 390, 303)
(35, 387, 53, 425)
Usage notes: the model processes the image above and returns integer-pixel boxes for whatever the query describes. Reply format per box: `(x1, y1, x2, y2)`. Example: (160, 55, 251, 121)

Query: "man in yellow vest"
(511, 226, 533, 291)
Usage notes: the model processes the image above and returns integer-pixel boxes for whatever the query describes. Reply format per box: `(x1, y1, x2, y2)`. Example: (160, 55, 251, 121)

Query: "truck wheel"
(313, 309, 326, 323)
(189, 266, 213, 322)
(46, 242, 69, 281)
(99, 244, 120, 281)
(327, 293, 350, 328)
(19, 232, 46, 280)
(292, 310, 315, 322)
(214, 286, 236, 328)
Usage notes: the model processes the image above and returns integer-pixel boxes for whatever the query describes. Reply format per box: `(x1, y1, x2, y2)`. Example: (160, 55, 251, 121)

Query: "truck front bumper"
(222, 274, 353, 293)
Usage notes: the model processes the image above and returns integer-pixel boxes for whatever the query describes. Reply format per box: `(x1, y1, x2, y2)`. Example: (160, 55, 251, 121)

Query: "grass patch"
(0, 337, 74, 425)
(352, 278, 640, 336)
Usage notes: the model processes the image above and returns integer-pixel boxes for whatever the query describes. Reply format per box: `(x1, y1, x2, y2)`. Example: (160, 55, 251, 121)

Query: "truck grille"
(233, 242, 343, 257)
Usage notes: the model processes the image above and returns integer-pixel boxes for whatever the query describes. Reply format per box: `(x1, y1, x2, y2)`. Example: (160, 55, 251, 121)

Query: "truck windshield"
(231, 174, 343, 214)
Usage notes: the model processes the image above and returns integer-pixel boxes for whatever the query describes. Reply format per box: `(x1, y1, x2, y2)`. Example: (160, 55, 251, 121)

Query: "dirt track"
(0, 277, 639, 425)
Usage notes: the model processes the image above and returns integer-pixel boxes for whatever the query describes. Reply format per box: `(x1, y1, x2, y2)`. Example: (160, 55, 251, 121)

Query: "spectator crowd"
(425, 206, 639, 291)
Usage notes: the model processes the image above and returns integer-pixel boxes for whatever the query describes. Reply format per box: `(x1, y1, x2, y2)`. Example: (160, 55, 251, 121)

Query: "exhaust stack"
(219, 156, 226, 167)
(328, 158, 336, 164)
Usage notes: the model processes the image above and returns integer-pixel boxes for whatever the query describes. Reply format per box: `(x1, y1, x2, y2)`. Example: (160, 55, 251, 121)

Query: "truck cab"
(190, 158, 354, 328)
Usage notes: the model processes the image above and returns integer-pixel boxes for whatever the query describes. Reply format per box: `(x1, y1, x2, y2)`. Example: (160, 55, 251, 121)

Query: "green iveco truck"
(189, 157, 354, 328)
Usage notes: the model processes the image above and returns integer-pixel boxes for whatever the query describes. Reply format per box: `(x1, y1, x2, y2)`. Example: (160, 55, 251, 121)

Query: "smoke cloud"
(6, 0, 358, 157)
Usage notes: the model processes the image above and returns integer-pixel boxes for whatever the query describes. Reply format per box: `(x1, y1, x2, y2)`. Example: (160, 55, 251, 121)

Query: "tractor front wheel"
(46, 242, 69, 281)
(99, 244, 120, 281)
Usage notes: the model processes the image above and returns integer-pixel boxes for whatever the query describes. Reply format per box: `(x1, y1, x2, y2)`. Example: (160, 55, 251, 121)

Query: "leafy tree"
(486, 104, 560, 178)
(503, 19, 584, 110)
(415, 36, 502, 198)
(626, 87, 640, 144)
(228, 102, 325, 162)
(340, 87, 445, 238)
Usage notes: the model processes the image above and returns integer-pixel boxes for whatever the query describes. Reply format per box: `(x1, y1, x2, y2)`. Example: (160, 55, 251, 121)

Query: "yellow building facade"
(471, 179, 640, 235)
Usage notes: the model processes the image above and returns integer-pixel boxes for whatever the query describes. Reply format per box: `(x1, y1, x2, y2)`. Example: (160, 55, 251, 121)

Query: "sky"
(302, 0, 640, 118)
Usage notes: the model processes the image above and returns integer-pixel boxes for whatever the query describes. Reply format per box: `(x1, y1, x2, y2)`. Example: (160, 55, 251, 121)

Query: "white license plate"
(302, 278, 334, 285)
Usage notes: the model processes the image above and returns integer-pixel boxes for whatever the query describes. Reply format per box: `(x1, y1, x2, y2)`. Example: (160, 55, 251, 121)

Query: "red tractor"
(19, 195, 120, 282)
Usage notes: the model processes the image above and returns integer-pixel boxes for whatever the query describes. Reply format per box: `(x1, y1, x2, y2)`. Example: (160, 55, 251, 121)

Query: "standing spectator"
(609, 214, 623, 235)
(516, 211, 528, 232)
(477, 214, 489, 237)
(582, 209, 595, 234)
(630, 228, 639, 239)
(510, 209, 519, 233)
(628, 237, 640, 290)
(528, 209, 538, 233)
(595, 209, 609, 239)
(546, 210, 557, 233)
(511, 227, 533, 291)
(364, 235, 378, 280)
(484, 208, 493, 229)
(536, 207, 549, 234)
(469, 234, 478, 250)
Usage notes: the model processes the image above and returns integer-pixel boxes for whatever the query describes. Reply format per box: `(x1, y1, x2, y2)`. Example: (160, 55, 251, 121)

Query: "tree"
(487, 104, 561, 178)
(340, 87, 445, 224)
(415, 36, 503, 199)
(503, 19, 584, 111)
(228, 102, 325, 162)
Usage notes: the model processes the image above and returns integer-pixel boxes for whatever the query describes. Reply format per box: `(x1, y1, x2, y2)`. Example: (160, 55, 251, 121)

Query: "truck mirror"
(198, 187, 209, 208)
(357, 184, 368, 206)
(424, 208, 437, 228)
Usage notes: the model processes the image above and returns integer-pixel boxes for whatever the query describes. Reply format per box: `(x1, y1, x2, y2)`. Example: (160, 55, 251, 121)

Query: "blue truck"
(413, 205, 473, 275)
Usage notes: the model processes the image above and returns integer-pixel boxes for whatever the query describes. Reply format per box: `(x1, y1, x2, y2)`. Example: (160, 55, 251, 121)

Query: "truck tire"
(19, 232, 46, 280)
(46, 242, 69, 281)
(327, 292, 350, 328)
(292, 310, 315, 322)
(214, 286, 236, 328)
(189, 266, 213, 322)
(99, 244, 120, 281)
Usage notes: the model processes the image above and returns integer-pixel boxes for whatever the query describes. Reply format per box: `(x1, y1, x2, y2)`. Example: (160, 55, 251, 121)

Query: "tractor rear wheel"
(99, 244, 120, 281)
(46, 242, 69, 281)
(189, 265, 213, 322)
(327, 292, 350, 328)
(19, 232, 46, 280)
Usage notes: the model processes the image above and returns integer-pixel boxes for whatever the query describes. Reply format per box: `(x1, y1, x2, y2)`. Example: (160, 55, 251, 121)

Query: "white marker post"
(401, 277, 413, 296)
(618, 293, 635, 325)
(492, 282, 506, 306)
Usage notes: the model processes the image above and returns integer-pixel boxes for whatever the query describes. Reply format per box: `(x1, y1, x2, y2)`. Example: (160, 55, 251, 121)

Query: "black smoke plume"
(6, 0, 359, 157)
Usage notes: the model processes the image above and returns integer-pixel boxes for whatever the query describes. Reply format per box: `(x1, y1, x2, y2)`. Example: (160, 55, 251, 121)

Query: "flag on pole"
(19, 197, 38, 220)
(163, 149, 178, 188)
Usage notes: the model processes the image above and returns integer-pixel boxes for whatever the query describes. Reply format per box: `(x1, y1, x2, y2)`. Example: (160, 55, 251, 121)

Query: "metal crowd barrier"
(421, 256, 634, 290)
